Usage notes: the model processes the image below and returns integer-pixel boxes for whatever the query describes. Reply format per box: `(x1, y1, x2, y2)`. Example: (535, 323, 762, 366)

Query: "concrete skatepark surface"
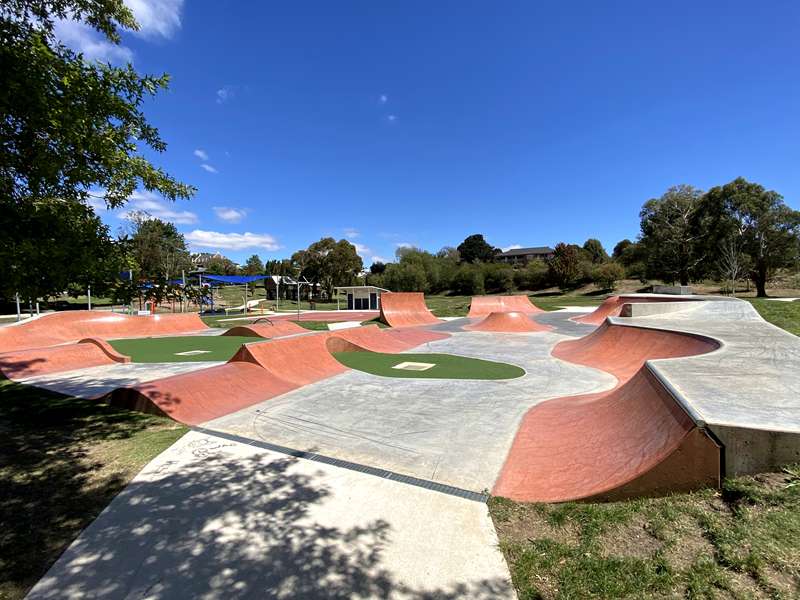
(27, 430, 514, 600)
(572, 293, 701, 325)
(10, 293, 800, 597)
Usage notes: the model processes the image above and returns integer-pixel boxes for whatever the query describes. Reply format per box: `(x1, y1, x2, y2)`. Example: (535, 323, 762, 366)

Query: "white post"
(87, 286, 92, 310)
(297, 279, 301, 321)
(36, 301, 40, 315)
(276, 278, 280, 311)
(15, 292, 21, 321)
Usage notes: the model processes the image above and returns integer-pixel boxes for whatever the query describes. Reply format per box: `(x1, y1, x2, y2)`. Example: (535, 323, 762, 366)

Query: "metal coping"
(192, 426, 489, 503)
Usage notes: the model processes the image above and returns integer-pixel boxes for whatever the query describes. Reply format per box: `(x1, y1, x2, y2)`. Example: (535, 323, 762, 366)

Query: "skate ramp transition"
(0, 311, 208, 352)
(222, 320, 307, 339)
(379, 292, 441, 328)
(465, 311, 553, 333)
(0, 338, 130, 380)
(573, 294, 701, 326)
(494, 322, 722, 502)
(106, 325, 448, 425)
(467, 295, 543, 318)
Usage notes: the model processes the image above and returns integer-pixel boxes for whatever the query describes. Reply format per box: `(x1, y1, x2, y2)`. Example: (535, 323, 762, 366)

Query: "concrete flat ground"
(27, 430, 514, 600)
(206, 330, 616, 492)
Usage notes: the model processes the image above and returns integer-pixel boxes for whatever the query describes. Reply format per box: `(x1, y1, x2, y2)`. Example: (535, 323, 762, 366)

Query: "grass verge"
(109, 335, 254, 362)
(0, 379, 186, 599)
(332, 351, 525, 379)
(747, 299, 800, 336)
(490, 467, 800, 599)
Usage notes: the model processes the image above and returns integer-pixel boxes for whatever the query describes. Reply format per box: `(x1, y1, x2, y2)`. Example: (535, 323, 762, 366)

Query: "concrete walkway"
(27, 430, 514, 600)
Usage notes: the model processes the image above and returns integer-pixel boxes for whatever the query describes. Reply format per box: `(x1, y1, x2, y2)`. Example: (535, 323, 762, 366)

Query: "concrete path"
(27, 430, 514, 600)
(206, 330, 616, 491)
(19, 362, 223, 398)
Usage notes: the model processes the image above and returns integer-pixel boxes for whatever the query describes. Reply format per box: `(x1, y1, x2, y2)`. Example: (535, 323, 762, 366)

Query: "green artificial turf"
(332, 351, 525, 379)
(109, 335, 254, 363)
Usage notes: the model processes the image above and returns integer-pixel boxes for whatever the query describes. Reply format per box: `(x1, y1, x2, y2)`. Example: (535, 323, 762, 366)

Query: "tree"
(0, 196, 122, 301)
(457, 234, 498, 264)
(583, 239, 609, 264)
(243, 255, 264, 276)
(639, 185, 704, 285)
(295, 238, 363, 299)
(592, 262, 625, 291)
(612, 239, 633, 260)
(205, 255, 239, 275)
(1, 0, 194, 208)
(548, 242, 581, 290)
(696, 178, 800, 297)
(716, 236, 748, 296)
(369, 262, 387, 275)
(128, 215, 191, 281)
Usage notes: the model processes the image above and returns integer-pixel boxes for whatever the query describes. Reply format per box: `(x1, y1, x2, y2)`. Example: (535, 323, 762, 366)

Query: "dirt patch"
(491, 501, 580, 547)
(662, 514, 716, 571)
(599, 514, 662, 560)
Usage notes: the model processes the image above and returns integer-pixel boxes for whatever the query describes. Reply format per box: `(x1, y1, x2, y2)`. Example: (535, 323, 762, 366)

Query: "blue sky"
(63, 1, 800, 265)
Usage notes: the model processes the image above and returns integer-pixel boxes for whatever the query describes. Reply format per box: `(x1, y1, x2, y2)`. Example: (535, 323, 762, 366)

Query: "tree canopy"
(457, 234, 498, 263)
(293, 238, 363, 299)
(0, 0, 194, 207)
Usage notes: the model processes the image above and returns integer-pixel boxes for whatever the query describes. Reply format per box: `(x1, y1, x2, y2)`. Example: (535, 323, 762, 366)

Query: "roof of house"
(334, 285, 389, 293)
(500, 246, 554, 257)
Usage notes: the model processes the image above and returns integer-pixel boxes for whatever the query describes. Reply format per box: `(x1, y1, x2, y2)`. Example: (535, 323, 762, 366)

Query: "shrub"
(548, 243, 581, 291)
(592, 262, 626, 290)
(483, 264, 514, 293)
(452, 264, 485, 295)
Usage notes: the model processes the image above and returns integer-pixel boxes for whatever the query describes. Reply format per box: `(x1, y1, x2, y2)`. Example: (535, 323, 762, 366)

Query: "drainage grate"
(192, 426, 488, 503)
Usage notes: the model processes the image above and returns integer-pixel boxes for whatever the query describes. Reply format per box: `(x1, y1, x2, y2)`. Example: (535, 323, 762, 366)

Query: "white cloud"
(200, 164, 218, 173)
(120, 190, 198, 224)
(370, 256, 389, 264)
(54, 0, 183, 63)
(193, 149, 209, 161)
(379, 94, 388, 104)
(387, 114, 397, 122)
(186, 230, 281, 251)
(216, 86, 236, 104)
(125, 0, 183, 39)
(353, 243, 371, 257)
(54, 19, 134, 62)
(395, 242, 413, 249)
(213, 207, 247, 223)
(344, 228, 360, 239)
(501, 244, 522, 252)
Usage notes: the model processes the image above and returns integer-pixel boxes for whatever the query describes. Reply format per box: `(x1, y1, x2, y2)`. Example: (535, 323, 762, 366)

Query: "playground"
(2, 291, 799, 598)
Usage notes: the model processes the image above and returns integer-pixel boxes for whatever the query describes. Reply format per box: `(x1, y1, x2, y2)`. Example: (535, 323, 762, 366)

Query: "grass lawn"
(490, 467, 800, 599)
(109, 335, 254, 362)
(0, 379, 186, 599)
(747, 299, 800, 336)
(332, 351, 525, 379)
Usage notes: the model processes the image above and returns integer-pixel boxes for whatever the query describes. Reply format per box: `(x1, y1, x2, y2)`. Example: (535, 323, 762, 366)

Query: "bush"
(483, 263, 514, 293)
(592, 262, 626, 290)
(548, 243, 581, 291)
(515, 260, 550, 290)
(451, 264, 485, 295)
(383, 262, 428, 292)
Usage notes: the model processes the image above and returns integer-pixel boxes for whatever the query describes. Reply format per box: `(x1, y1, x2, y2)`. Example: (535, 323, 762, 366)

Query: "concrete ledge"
(620, 301, 700, 318)
(652, 285, 694, 295)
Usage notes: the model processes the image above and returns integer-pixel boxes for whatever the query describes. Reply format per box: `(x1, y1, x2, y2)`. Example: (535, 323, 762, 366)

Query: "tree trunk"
(753, 272, 768, 297)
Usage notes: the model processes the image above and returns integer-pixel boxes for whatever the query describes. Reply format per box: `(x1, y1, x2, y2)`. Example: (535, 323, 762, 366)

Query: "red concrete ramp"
(270, 310, 379, 323)
(0, 311, 208, 352)
(573, 295, 698, 326)
(553, 322, 719, 381)
(107, 362, 296, 425)
(465, 311, 552, 333)
(379, 292, 440, 328)
(494, 368, 720, 502)
(0, 338, 130, 380)
(468, 295, 543, 318)
(223, 320, 307, 338)
(233, 334, 349, 387)
(495, 322, 722, 502)
(333, 325, 449, 352)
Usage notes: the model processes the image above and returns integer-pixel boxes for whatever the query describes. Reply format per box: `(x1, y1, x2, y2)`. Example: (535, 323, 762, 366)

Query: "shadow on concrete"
(28, 435, 512, 599)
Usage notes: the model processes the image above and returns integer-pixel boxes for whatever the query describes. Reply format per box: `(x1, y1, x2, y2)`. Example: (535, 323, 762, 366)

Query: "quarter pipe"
(379, 292, 440, 328)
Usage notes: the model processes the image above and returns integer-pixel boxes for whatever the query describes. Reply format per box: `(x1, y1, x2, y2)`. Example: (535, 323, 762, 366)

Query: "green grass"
(490, 467, 800, 599)
(294, 321, 331, 331)
(332, 351, 525, 379)
(748, 298, 800, 336)
(109, 335, 254, 362)
(0, 379, 186, 599)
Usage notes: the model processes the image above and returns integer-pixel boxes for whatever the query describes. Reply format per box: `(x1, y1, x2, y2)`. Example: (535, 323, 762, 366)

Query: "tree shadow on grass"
(27, 434, 512, 599)
(0, 378, 184, 598)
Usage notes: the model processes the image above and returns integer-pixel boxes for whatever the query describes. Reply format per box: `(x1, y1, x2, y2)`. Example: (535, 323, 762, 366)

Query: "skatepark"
(4, 291, 799, 597)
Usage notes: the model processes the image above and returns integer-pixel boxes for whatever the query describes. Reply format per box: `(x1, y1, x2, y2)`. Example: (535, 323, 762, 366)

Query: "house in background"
(496, 246, 555, 265)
